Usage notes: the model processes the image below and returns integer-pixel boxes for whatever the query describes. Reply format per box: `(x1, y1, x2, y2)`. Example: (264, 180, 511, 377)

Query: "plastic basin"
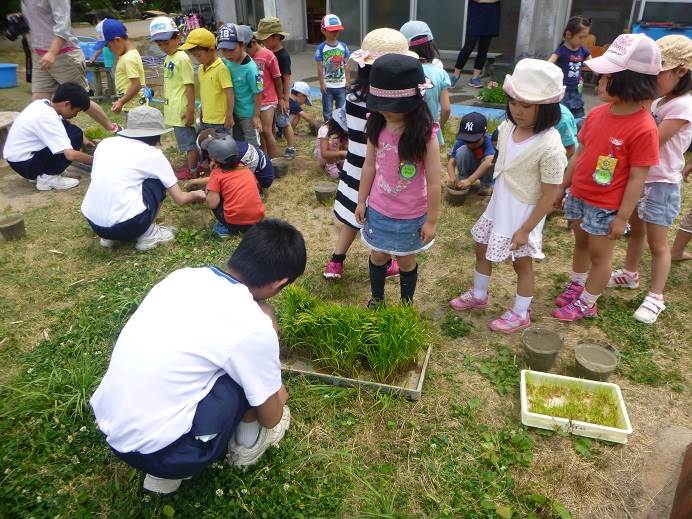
(0, 64, 18, 88)
(314, 181, 337, 202)
(445, 186, 469, 206)
(271, 158, 289, 178)
(521, 327, 563, 372)
(0, 214, 26, 241)
(574, 341, 619, 382)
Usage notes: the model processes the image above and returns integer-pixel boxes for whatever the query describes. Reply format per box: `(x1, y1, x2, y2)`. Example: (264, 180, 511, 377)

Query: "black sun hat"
(367, 53, 431, 114)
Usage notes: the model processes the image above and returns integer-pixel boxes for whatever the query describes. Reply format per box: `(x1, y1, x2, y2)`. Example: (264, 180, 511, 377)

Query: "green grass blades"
(441, 312, 473, 339)
(525, 374, 623, 429)
(277, 286, 430, 383)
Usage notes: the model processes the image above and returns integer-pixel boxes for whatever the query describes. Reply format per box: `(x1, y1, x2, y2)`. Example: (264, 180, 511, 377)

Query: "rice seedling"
(277, 286, 430, 383)
(525, 373, 623, 429)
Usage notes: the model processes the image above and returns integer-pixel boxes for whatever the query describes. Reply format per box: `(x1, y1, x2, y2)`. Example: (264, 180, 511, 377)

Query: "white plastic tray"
(520, 370, 633, 444)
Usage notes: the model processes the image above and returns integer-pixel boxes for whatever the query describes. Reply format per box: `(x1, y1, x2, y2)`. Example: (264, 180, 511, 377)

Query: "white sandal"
(633, 295, 665, 324)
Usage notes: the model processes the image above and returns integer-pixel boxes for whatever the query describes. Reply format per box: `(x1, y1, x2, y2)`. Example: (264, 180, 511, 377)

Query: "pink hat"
(585, 33, 661, 75)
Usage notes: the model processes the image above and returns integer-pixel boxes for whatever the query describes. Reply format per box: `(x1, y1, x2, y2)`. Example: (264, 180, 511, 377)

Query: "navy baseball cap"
(94, 19, 127, 50)
(458, 112, 487, 142)
(217, 23, 240, 50)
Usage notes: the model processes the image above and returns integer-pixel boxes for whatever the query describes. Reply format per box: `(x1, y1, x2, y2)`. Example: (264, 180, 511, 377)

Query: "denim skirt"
(360, 206, 434, 256)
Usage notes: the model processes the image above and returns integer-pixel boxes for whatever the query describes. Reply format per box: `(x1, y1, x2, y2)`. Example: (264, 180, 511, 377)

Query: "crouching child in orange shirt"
(205, 133, 265, 238)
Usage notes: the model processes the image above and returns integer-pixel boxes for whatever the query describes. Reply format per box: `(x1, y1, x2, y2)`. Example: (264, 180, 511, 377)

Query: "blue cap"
(94, 19, 127, 50)
(217, 23, 239, 50)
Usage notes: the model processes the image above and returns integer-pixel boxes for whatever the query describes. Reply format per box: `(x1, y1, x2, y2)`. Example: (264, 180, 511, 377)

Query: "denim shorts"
(361, 206, 434, 256)
(637, 182, 681, 227)
(564, 193, 617, 236)
(232, 116, 259, 146)
(561, 86, 585, 119)
(173, 125, 198, 152)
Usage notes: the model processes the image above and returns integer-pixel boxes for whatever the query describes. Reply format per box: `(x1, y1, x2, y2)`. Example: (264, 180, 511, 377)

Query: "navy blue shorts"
(111, 374, 250, 479)
(87, 179, 166, 241)
(8, 120, 83, 180)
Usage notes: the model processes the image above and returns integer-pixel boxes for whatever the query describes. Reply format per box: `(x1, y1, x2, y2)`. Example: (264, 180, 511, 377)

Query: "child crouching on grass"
(450, 59, 568, 333)
(355, 54, 442, 308)
(315, 107, 348, 178)
(204, 133, 266, 238)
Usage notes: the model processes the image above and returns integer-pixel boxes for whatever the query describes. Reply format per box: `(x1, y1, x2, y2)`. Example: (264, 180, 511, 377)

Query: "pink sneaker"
(386, 259, 400, 278)
(489, 309, 531, 334)
(450, 289, 488, 311)
(552, 299, 598, 321)
(323, 260, 344, 279)
(554, 281, 585, 307)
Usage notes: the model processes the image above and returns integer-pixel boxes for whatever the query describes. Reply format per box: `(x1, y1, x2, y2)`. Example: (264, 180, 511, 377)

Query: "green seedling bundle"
(277, 286, 429, 383)
(525, 372, 623, 429)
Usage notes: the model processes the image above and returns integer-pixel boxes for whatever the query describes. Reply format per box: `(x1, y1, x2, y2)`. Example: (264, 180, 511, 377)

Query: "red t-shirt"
(571, 103, 659, 210)
(252, 48, 281, 106)
(207, 166, 265, 225)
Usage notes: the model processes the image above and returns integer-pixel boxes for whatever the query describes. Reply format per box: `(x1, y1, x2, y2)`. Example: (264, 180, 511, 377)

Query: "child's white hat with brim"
(503, 58, 565, 104)
(350, 28, 418, 68)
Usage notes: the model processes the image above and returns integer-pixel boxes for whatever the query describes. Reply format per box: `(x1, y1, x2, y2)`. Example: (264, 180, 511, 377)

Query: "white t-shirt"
(81, 137, 178, 227)
(90, 266, 282, 454)
(3, 100, 73, 162)
(649, 94, 692, 184)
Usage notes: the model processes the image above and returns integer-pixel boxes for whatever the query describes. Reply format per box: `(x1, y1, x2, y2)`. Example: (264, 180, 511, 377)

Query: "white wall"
(270, 0, 307, 51)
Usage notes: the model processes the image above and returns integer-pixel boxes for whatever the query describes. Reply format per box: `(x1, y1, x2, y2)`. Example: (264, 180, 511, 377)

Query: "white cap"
(503, 58, 565, 104)
(291, 81, 312, 105)
(149, 16, 178, 41)
(585, 33, 661, 76)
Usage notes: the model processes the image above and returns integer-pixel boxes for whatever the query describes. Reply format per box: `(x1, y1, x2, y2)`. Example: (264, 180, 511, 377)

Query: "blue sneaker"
(468, 77, 483, 88)
(212, 222, 231, 239)
(449, 73, 459, 87)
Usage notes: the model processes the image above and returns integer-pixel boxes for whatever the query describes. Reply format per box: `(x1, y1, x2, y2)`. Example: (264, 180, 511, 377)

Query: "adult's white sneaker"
(135, 224, 176, 251)
(143, 474, 183, 494)
(99, 238, 116, 248)
(227, 406, 291, 470)
(36, 174, 79, 191)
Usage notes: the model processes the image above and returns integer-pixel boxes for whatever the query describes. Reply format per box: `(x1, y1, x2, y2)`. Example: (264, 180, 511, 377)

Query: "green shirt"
(223, 56, 262, 119)
(163, 51, 195, 127)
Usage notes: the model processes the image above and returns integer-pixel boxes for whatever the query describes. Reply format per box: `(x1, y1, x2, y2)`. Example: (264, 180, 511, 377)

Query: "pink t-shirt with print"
(649, 94, 692, 184)
(252, 47, 281, 106)
(367, 127, 435, 220)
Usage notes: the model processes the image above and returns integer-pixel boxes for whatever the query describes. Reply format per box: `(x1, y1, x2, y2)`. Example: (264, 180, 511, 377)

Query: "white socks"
(235, 420, 261, 448)
(579, 289, 600, 307)
(513, 294, 533, 318)
(572, 271, 588, 286)
(473, 270, 490, 300)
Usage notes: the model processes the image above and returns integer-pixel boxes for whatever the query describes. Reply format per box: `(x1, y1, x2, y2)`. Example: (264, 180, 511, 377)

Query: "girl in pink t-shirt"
(608, 35, 692, 324)
(247, 38, 282, 158)
(354, 54, 441, 307)
(314, 107, 348, 178)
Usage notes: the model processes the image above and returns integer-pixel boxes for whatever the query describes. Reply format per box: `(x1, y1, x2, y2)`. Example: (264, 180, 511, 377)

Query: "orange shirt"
(571, 103, 658, 210)
(207, 166, 265, 225)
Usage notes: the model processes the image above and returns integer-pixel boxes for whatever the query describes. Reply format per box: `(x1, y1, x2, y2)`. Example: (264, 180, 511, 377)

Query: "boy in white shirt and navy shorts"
(90, 219, 306, 494)
(3, 82, 93, 191)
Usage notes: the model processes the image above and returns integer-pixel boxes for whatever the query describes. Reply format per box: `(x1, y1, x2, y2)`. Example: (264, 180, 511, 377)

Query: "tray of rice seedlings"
(276, 286, 432, 400)
(520, 370, 633, 444)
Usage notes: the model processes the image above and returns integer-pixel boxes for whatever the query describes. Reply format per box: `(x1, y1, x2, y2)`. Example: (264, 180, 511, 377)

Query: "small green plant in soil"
(476, 346, 519, 395)
(277, 285, 429, 383)
(83, 126, 111, 141)
(477, 80, 508, 104)
(525, 373, 623, 428)
(441, 312, 473, 338)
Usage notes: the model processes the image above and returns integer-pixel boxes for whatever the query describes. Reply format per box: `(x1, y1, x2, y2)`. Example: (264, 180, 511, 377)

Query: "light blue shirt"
(422, 63, 451, 145)
(556, 104, 578, 149)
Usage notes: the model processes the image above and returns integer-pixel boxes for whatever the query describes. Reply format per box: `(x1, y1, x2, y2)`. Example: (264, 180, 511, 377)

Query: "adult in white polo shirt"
(4, 82, 93, 191)
(81, 106, 206, 251)
(90, 219, 306, 494)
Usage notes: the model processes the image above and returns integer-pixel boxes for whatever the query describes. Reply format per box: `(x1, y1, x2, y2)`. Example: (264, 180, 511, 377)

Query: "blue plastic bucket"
(0, 64, 18, 88)
(79, 41, 104, 63)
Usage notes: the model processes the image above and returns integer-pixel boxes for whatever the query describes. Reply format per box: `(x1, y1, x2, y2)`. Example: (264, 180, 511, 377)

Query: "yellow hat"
(657, 34, 692, 71)
(179, 28, 216, 50)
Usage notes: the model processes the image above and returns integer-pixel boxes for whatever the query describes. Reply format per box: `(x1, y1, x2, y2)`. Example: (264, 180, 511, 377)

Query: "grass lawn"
(0, 78, 690, 519)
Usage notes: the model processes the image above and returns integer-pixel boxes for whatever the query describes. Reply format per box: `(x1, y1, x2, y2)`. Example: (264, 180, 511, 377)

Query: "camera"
(5, 13, 30, 41)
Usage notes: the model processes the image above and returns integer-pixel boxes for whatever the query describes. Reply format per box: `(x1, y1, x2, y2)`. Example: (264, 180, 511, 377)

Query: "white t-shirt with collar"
(90, 266, 282, 454)
(81, 136, 178, 227)
(3, 99, 73, 162)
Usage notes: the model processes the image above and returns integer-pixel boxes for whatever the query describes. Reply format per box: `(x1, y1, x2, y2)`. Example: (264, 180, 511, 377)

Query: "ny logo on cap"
(465, 121, 474, 132)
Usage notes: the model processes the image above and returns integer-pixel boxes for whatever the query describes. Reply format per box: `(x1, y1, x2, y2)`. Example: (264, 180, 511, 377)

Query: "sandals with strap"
(633, 295, 665, 324)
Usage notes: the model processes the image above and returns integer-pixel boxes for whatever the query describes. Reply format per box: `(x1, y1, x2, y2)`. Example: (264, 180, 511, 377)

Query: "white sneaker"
(100, 238, 116, 248)
(36, 173, 79, 191)
(135, 224, 176, 251)
(608, 268, 640, 289)
(227, 406, 290, 469)
(143, 474, 183, 494)
(633, 295, 665, 324)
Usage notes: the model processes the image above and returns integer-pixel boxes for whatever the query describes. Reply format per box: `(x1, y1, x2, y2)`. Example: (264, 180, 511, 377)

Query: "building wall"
(268, 0, 307, 52)
(214, 0, 237, 25)
(515, 0, 569, 59)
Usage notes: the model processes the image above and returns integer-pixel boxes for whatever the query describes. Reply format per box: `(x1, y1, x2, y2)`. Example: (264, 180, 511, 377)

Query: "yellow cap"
(179, 28, 216, 50)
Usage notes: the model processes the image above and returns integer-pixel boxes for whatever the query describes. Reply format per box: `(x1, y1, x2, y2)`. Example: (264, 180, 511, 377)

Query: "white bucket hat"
(118, 106, 173, 138)
(503, 58, 565, 104)
(585, 33, 661, 75)
(350, 28, 418, 68)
